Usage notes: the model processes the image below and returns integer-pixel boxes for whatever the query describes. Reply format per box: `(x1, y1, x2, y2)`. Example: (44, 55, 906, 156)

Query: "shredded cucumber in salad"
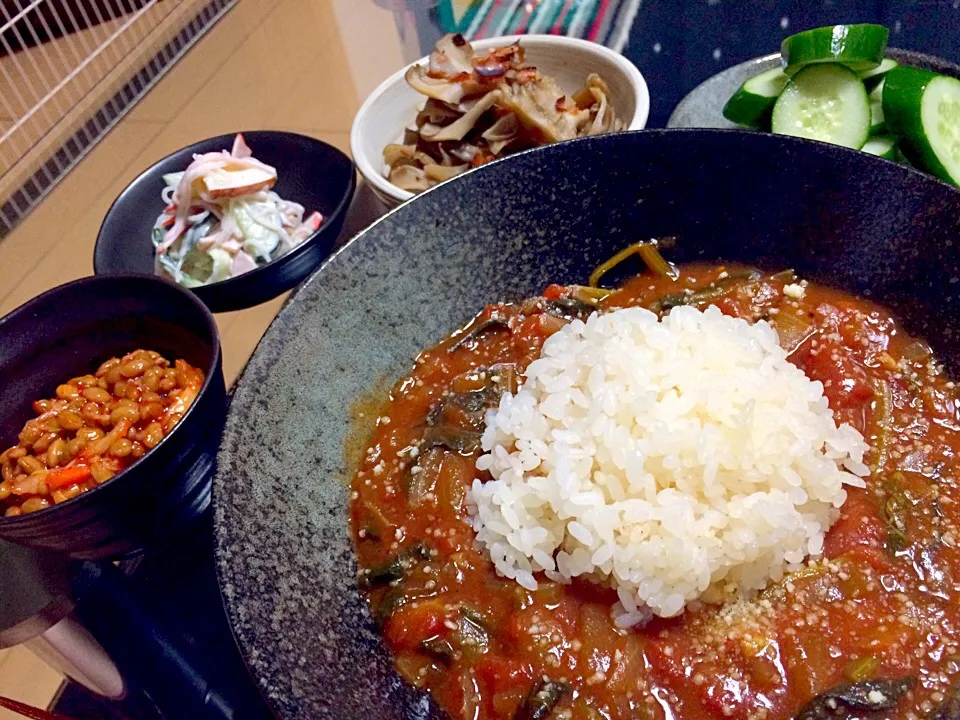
(153, 134, 323, 288)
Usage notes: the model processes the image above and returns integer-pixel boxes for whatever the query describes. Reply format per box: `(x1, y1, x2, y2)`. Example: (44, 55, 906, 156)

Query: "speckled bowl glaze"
(213, 129, 960, 719)
(667, 47, 960, 129)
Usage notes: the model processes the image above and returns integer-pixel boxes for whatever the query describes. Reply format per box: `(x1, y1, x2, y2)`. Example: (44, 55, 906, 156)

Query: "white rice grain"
(467, 305, 868, 620)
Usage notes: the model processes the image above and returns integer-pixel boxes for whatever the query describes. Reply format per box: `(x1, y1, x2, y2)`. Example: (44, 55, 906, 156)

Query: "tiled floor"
(0, 647, 64, 718)
(0, 0, 404, 714)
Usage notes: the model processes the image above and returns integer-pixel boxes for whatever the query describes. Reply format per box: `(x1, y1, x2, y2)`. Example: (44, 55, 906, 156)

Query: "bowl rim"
(350, 33, 650, 205)
(264, 127, 960, 368)
(0, 273, 223, 524)
(93, 130, 357, 294)
(214, 127, 960, 715)
(330, 129, 960, 292)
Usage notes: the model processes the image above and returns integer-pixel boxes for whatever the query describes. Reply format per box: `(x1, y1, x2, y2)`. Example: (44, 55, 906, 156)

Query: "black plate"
(94, 131, 356, 313)
(0, 275, 225, 559)
(212, 129, 960, 718)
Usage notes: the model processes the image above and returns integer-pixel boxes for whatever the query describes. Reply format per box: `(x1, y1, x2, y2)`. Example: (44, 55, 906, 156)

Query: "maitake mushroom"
(385, 34, 625, 194)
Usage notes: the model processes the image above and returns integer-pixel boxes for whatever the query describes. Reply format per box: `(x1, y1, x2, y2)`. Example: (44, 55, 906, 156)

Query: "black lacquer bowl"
(0, 275, 225, 559)
(94, 131, 356, 313)
(212, 130, 960, 718)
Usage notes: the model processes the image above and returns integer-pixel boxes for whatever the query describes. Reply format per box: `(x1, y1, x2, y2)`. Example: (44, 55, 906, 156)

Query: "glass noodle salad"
(153, 134, 323, 288)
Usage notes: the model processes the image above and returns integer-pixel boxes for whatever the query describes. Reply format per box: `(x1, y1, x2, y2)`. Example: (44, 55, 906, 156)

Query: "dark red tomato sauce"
(350, 265, 960, 720)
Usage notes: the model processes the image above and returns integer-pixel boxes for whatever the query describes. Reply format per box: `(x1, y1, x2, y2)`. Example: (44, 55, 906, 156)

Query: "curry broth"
(350, 265, 960, 720)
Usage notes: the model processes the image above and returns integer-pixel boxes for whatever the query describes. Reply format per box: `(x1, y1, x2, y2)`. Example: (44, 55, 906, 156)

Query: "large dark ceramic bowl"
(94, 131, 357, 313)
(0, 275, 225, 559)
(212, 130, 960, 718)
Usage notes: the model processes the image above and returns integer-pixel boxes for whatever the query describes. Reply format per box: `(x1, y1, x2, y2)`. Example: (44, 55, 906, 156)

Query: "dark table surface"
(41, 3, 960, 717)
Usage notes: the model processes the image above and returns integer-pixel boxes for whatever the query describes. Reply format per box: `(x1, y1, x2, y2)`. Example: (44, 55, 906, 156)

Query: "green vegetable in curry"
(795, 678, 914, 720)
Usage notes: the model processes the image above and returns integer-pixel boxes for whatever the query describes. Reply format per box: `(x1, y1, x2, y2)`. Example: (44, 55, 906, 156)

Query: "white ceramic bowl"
(350, 34, 650, 209)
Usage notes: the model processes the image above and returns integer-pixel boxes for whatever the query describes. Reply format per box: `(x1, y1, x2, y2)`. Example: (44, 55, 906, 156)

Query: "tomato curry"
(350, 264, 960, 720)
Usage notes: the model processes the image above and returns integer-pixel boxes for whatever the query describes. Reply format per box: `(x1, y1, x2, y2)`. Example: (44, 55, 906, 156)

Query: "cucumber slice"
(722, 67, 789, 127)
(206, 248, 234, 285)
(869, 79, 886, 134)
(870, 97, 887, 136)
(862, 135, 898, 160)
(781, 24, 888, 75)
(179, 246, 214, 287)
(772, 64, 871, 149)
(229, 199, 282, 260)
(859, 57, 898, 90)
(883, 66, 960, 186)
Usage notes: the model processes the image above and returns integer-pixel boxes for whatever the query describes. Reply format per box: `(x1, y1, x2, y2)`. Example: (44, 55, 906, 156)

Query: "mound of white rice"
(469, 305, 869, 621)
